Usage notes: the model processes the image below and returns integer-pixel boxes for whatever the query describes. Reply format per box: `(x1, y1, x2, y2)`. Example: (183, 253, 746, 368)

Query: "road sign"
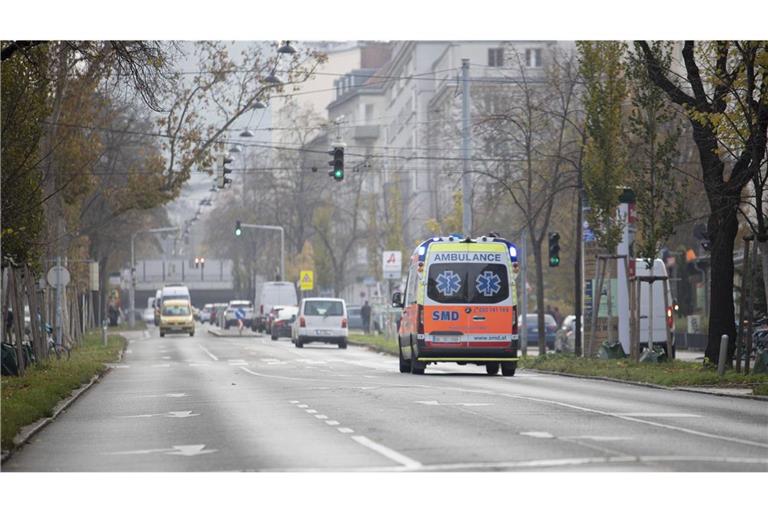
(300, 270, 314, 291)
(382, 251, 402, 280)
(47, 265, 71, 288)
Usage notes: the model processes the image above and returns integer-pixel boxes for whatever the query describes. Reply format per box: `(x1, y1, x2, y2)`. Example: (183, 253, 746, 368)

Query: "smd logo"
(432, 311, 460, 321)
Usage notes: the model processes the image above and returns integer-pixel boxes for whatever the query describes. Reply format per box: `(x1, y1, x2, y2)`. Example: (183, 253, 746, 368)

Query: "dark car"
(346, 306, 364, 331)
(519, 313, 558, 350)
(271, 306, 298, 340)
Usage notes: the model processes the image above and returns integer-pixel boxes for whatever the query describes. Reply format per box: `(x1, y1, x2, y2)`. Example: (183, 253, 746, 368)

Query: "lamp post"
(130, 226, 179, 328)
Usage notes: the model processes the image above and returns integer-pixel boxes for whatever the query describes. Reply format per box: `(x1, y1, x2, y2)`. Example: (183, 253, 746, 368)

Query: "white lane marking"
(306, 409, 318, 414)
(121, 410, 199, 419)
(562, 436, 633, 442)
(106, 364, 130, 369)
(619, 413, 702, 418)
(161, 356, 171, 360)
(415, 400, 492, 407)
(228, 359, 248, 366)
(315, 415, 329, 420)
(289, 400, 299, 404)
(141, 393, 188, 398)
(151, 364, 171, 368)
(326, 420, 340, 426)
(297, 404, 308, 409)
(414, 384, 768, 450)
(351, 436, 422, 469)
(520, 431, 555, 439)
(109, 445, 216, 457)
(125, 349, 133, 354)
(198, 344, 219, 361)
(338, 427, 354, 434)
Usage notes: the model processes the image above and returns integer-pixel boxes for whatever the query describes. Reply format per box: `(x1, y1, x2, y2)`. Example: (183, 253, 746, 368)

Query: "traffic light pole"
(239, 223, 284, 281)
(461, 58, 472, 237)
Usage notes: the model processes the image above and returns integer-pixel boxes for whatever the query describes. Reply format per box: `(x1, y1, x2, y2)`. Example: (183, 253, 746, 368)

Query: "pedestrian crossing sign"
(299, 270, 314, 291)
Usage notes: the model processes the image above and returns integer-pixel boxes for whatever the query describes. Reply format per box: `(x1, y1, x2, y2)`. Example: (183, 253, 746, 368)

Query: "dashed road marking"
(306, 409, 318, 414)
(562, 436, 633, 441)
(228, 359, 248, 366)
(297, 404, 308, 408)
(289, 400, 299, 404)
(315, 415, 328, 420)
(520, 431, 555, 439)
(162, 356, 171, 360)
(198, 344, 218, 361)
(351, 436, 422, 470)
(326, 420, 340, 426)
(338, 427, 354, 434)
(151, 364, 171, 368)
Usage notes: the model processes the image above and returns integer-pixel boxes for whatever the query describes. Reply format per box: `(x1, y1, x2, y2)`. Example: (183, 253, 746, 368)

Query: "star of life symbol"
(436, 270, 462, 296)
(475, 271, 501, 297)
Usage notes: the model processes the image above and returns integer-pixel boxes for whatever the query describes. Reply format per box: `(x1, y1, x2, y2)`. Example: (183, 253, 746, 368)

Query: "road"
(4, 326, 767, 472)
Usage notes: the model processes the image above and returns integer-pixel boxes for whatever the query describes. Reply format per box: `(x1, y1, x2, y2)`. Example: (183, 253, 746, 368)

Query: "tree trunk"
(704, 207, 739, 364)
(532, 239, 547, 354)
(760, 240, 768, 312)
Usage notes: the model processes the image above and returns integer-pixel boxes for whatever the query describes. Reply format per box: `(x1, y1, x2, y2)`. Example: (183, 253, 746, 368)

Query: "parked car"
(271, 306, 298, 340)
(199, 304, 213, 324)
(346, 305, 364, 331)
(254, 282, 297, 332)
(266, 305, 294, 334)
(291, 298, 348, 349)
(519, 313, 558, 350)
(555, 315, 581, 353)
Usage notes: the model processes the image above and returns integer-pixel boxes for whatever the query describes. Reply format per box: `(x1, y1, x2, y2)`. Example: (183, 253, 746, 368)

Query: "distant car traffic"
(224, 300, 254, 329)
(199, 304, 213, 324)
(519, 313, 557, 350)
(271, 306, 298, 340)
(254, 282, 297, 332)
(291, 298, 348, 349)
(142, 308, 155, 324)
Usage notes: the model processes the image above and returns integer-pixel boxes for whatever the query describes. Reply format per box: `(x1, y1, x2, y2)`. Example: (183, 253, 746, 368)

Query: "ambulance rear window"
(427, 263, 509, 304)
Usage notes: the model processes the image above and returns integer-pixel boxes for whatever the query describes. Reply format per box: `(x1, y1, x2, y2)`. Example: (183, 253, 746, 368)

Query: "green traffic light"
(235, 228, 242, 237)
(333, 168, 344, 180)
(549, 256, 560, 267)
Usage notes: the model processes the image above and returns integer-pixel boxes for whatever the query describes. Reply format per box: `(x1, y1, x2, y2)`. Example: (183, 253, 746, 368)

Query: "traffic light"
(216, 155, 234, 188)
(234, 220, 242, 237)
(328, 146, 344, 181)
(548, 232, 561, 267)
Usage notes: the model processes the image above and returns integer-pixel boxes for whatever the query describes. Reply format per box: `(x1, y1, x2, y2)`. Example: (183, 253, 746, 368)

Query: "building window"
(488, 48, 504, 67)
(525, 48, 542, 68)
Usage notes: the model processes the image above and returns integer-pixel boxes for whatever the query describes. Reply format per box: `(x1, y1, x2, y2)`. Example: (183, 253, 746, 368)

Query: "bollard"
(717, 334, 729, 376)
(102, 320, 108, 347)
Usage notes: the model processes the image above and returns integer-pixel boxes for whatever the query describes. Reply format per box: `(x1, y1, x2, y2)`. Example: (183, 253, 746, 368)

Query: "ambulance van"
(392, 235, 519, 376)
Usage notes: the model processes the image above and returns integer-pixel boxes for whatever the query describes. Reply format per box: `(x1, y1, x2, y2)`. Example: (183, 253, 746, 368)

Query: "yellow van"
(392, 235, 519, 375)
(159, 299, 195, 337)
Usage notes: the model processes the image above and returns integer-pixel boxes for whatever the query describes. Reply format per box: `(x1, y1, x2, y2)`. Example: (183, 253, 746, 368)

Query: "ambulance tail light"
(417, 305, 424, 335)
(342, 317, 348, 328)
(299, 316, 306, 328)
(666, 306, 673, 329)
(512, 306, 518, 334)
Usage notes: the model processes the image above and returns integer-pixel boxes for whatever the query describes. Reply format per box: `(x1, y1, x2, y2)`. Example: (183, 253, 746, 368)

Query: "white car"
(223, 300, 255, 329)
(199, 304, 213, 324)
(292, 298, 348, 349)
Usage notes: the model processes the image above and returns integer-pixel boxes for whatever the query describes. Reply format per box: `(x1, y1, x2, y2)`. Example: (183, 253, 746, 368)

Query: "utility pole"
(575, 173, 584, 356)
(520, 229, 528, 357)
(461, 58, 472, 237)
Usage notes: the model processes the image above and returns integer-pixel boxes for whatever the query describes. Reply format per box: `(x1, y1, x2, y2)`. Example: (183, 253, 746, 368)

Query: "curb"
(1, 341, 126, 465)
(347, 339, 397, 357)
(522, 368, 768, 402)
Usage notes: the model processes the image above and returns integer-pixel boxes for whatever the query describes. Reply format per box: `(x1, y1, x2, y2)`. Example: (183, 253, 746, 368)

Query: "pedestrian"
(361, 300, 372, 334)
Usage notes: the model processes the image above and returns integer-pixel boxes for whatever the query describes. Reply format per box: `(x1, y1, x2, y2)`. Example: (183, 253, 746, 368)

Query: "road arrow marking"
(109, 444, 217, 457)
(121, 410, 199, 419)
(351, 436, 422, 469)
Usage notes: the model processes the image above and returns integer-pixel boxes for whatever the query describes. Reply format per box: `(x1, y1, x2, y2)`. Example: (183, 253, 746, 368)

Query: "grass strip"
(1, 330, 126, 450)
(108, 320, 146, 332)
(348, 332, 399, 356)
(519, 353, 768, 395)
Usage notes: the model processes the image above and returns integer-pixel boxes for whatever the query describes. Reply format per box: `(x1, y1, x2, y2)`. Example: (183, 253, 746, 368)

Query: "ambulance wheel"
(410, 343, 425, 375)
(501, 362, 517, 376)
(398, 344, 410, 373)
(485, 363, 500, 375)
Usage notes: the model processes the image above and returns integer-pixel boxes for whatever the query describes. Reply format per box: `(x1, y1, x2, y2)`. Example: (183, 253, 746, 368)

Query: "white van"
(291, 298, 348, 349)
(254, 281, 297, 332)
(636, 258, 675, 356)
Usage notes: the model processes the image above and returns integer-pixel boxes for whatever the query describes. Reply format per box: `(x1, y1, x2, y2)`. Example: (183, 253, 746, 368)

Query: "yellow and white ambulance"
(392, 235, 519, 376)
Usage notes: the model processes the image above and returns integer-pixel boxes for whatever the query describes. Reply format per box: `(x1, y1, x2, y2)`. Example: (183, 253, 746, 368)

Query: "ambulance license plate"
(433, 336, 461, 343)
(316, 330, 332, 336)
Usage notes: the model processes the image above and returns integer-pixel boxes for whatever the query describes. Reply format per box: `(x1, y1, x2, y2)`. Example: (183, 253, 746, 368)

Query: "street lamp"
(130, 226, 179, 328)
(234, 222, 285, 281)
(277, 41, 297, 55)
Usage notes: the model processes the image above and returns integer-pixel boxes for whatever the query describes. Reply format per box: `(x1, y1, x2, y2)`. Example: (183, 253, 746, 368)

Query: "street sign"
(299, 270, 314, 291)
(47, 265, 71, 288)
(382, 251, 402, 280)
(89, 261, 100, 291)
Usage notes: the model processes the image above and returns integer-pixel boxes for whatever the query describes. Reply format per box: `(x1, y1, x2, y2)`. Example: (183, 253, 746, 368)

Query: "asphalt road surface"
(4, 326, 767, 472)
